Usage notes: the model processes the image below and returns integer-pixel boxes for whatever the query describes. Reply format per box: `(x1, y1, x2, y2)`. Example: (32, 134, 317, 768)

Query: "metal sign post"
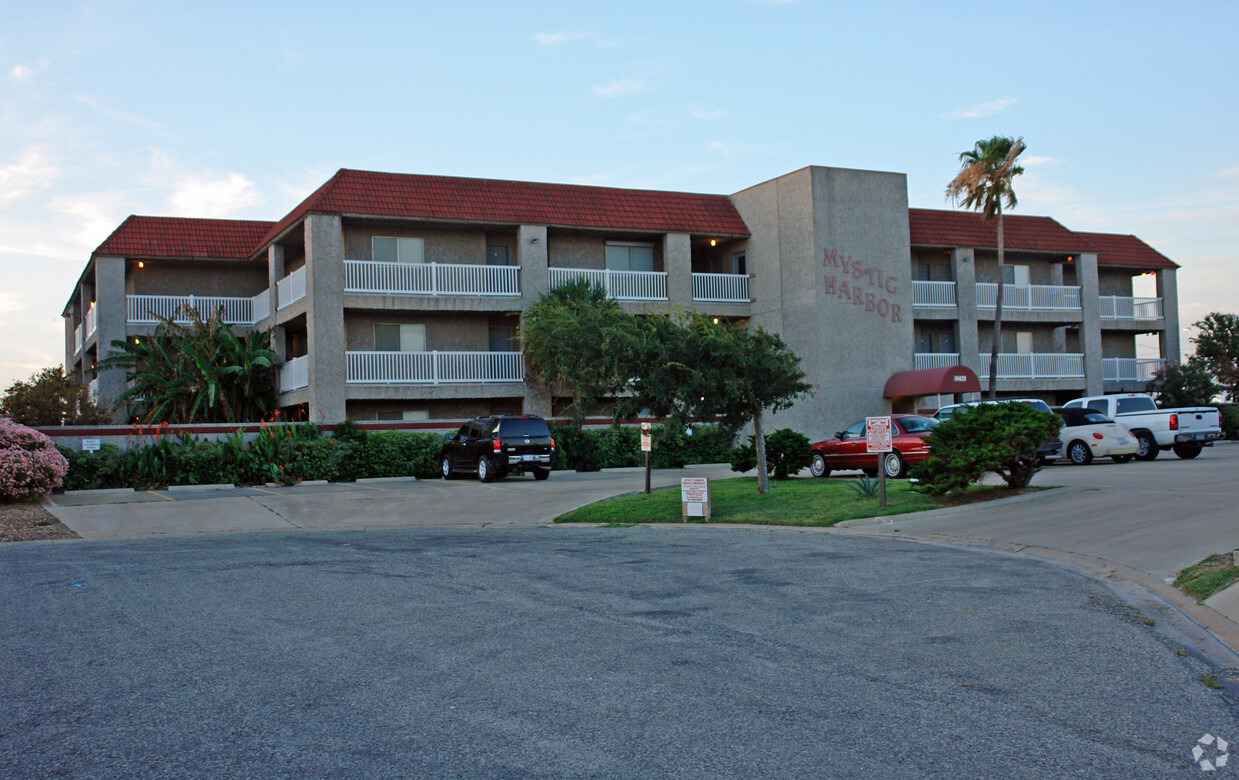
(640, 422, 652, 494)
(866, 416, 893, 508)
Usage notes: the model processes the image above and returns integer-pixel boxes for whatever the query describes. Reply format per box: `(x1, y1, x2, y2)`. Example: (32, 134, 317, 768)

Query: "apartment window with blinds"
(605, 242, 654, 272)
(373, 237, 425, 263)
(375, 323, 427, 352)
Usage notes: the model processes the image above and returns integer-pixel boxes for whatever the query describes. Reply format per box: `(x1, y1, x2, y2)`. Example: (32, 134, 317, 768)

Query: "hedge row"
(56, 421, 737, 491)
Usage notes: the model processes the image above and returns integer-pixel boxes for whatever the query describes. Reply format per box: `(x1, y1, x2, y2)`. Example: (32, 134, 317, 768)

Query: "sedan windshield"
(898, 416, 938, 433)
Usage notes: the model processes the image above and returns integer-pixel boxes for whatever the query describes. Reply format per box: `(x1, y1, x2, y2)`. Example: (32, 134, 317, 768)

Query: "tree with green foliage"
(98, 308, 279, 423)
(622, 311, 811, 495)
(1146, 358, 1220, 407)
(0, 366, 113, 426)
(1191, 312, 1239, 401)
(909, 401, 1060, 495)
(946, 136, 1026, 400)
(520, 279, 643, 426)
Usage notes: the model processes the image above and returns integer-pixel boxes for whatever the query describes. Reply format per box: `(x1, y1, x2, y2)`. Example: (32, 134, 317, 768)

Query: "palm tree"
(946, 136, 1026, 400)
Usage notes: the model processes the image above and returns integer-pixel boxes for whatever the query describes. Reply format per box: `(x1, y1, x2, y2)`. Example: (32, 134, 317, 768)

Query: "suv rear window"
(496, 418, 551, 438)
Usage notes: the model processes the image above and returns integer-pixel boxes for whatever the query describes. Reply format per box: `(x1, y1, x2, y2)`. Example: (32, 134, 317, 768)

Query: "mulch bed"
(0, 502, 79, 543)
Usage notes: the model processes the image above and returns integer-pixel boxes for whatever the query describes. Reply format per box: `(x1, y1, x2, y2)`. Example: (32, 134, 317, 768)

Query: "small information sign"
(681, 477, 711, 520)
(640, 422, 652, 452)
(81, 438, 101, 453)
(865, 416, 892, 453)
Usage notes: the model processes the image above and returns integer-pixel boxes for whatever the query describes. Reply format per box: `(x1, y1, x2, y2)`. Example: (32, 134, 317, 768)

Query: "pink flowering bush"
(0, 417, 69, 501)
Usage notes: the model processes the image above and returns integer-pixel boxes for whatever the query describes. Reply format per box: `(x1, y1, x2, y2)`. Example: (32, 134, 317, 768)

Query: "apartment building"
(62, 165, 1179, 441)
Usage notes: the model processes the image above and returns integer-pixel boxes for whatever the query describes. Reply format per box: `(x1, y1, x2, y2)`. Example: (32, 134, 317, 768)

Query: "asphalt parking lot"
(4, 523, 1239, 778)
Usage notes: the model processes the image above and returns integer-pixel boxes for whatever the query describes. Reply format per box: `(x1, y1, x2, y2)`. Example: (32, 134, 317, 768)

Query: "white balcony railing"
(978, 352, 1085, 380)
(344, 261, 519, 297)
(280, 355, 309, 392)
(913, 353, 962, 370)
(1103, 357, 1165, 382)
(73, 324, 83, 354)
(85, 305, 97, 337)
(251, 290, 272, 324)
(346, 351, 524, 384)
(691, 272, 749, 303)
(127, 295, 256, 325)
(87, 378, 98, 401)
(277, 267, 307, 310)
(911, 281, 957, 307)
(549, 267, 667, 301)
(976, 283, 1081, 310)
(1099, 296, 1163, 320)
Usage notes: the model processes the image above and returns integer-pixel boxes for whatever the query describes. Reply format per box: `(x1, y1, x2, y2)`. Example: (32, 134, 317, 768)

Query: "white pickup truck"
(1062, 393, 1223, 460)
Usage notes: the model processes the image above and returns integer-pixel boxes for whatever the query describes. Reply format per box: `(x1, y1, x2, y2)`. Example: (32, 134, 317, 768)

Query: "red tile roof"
(258, 169, 751, 249)
(1074, 231, 1178, 270)
(94, 216, 274, 260)
(909, 208, 1088, 254)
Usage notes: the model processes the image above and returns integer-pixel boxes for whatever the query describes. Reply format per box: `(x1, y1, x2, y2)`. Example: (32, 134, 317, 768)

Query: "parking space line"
(356, 485, 384, 491)
(146, 490, 175, 501)
(248, 487, 281, 496)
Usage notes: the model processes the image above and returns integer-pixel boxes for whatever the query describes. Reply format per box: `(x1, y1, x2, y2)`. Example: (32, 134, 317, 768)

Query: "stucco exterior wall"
(1097, 271, 1136, 297)
(343, 313, 491, 351)
(546, 233, 665, 271)
(342, 224, 492, 265)
(127, 260, 268, 297)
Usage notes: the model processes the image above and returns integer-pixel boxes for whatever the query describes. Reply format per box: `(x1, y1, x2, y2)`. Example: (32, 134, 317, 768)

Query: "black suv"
(441, 415, 556, 482)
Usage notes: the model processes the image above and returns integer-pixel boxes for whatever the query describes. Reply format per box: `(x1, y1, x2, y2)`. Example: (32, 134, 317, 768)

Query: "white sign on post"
(81, 438, 101, 452)
(865, 416, 892, 453)
(640, 422, 652, 452)
(681, 477, 710, 520)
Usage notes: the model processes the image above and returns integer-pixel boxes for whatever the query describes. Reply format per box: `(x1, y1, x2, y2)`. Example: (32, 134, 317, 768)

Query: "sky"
(2, 0, 1236, 391)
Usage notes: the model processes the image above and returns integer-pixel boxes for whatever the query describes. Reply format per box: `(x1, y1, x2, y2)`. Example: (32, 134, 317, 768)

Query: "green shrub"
(58, 444, 125, 491)
(550, 423, 733, 472)
(1220, 405, 1239, 441)
(909, 402, 1061, 494)
(726, 427, 811, 479)
(334, 430, 442, 481)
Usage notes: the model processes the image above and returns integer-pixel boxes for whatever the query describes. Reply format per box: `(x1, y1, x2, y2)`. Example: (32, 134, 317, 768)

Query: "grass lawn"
(1174, 554, 1239, 601)
(555, 476, 947, 527)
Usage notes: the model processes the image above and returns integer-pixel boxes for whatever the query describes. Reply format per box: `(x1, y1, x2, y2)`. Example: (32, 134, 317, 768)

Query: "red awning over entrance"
(883, 365, 981, 398)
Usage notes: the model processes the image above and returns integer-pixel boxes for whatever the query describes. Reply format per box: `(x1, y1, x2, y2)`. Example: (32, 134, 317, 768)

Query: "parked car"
(441, 415, 555, 482)
(809, 414, 938, 479)
(1052, 407, 1138, 465)
(1062, 393, 1223, 460)
(934, 399, 1062, 463)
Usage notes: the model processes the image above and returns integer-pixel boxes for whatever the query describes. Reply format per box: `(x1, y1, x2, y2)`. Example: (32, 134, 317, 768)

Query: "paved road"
(4, 526, 1238, 778)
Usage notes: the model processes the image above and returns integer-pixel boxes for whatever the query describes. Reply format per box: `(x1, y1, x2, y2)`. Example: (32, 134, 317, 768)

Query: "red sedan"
(809, 414, 938, 479)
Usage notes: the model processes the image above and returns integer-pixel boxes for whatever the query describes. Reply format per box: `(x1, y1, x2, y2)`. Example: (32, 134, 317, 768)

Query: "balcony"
(346, 351, 524, 384)
(912, 281, 957, 308)
(74, 323, 83, 355)
(549, 268, 667, 301)
(1103, 357, 1164, 382)
(913, 353, 961, 370)
(280, 355, 308, 392)
(85, 304, 97, 338)
(978, 352, 1084, 380)
(277, 267, 307, 310)
(127, 294, 268, 326)
(976, 283, 1081, 310)
(1100, 296, 1163, 320)
(344, 261, 519, 297)
(691, 273, 749, 303)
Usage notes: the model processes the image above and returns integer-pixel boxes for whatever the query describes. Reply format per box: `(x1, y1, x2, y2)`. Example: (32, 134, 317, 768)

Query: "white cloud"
(592, 78, 645, 97)
(1021, 155, 1055, 167)
(946, 97, 1018, 119)
(533, 31, 580, 46)
(10, 64, 33, 82)
(0, 147, 62, 206)
(168, 172, 262, 218)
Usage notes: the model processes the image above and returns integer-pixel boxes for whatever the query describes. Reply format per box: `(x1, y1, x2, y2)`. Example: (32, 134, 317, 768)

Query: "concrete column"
(267, 243, 285, 320)
(304, 215, 347, 423)
(517, 225, 549, 299)
(1078, 253, 1104, 395)
(523, 380, 552, 417)
(1157, 268, 1182, 362)
(951, 248, 980, 381)
(93, 255, 129, 421)
(664, 232, 692, 303)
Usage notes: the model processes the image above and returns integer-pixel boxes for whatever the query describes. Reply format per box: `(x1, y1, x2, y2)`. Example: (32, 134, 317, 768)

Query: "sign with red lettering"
(821, 247, 902, 323)
(640, 422, 652, 452)
(866, 416, 892, 453)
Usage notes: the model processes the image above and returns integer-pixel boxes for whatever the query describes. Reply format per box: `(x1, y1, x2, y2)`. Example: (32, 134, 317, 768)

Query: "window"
(918, 262, 953, 282)
(605, 242, 654, 272)
(489, 325, 518, 352)
(373, 236, 425, 264)
(374, 323, 426, 352)
(730, 251, 747, 275)
(1001, 331, 1033, 353)
(1002, 264, 1030, 285)
(403, 410, 429, 421)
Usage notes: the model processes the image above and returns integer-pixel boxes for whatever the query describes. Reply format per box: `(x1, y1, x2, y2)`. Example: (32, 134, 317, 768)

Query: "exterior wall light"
(137, 261, 145, 268)
(709, 239, 717, 247)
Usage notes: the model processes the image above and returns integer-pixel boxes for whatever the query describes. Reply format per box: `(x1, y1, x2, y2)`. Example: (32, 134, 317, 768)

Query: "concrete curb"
(167, 483, 235, 492)
(355, 476, 419, 485)
(59, 488, 136, 497)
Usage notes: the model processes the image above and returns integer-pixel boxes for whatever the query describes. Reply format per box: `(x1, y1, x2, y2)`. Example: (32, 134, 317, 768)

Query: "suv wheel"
(478, 456, 496, 483)
(533, 468, 551, 481)
(441, 456, 455, 480)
